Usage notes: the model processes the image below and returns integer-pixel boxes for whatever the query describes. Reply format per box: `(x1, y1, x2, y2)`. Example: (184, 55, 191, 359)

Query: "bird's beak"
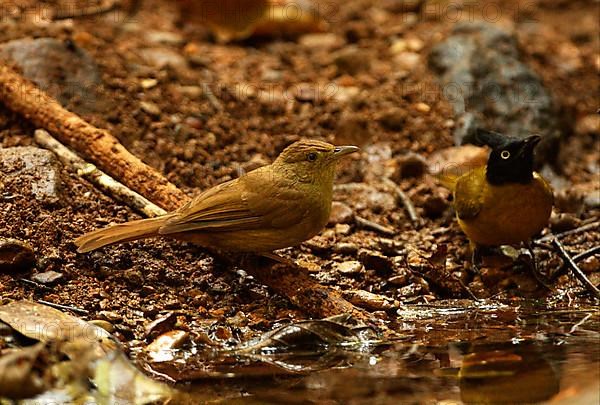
(520, 135, 541, 154)
(333, 145, 359, 159)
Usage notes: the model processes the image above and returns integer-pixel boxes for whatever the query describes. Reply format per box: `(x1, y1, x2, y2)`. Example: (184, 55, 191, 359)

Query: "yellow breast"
(458, 172, 553, 246)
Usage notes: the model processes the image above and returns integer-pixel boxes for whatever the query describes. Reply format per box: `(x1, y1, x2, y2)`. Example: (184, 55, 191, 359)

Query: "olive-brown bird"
(75, 140, 358, 253)
(439, 129, 553, 271)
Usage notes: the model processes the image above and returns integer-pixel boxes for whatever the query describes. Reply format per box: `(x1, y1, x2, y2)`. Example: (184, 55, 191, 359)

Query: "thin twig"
(35, 129, 167, 218)
(37, 300, 89, 315)
(551, 238, 600, 299)
(537, 220, 600, 243)
(573, 246, 600, 262)
(19, 278, 52, 291)
(355, 216, 395, 236)
(381, 177, 420, 225)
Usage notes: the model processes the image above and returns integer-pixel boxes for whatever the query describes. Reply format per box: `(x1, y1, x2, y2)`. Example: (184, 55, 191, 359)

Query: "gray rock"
(0, 37, 106, 114)
(0, 147, 62, 203)
(31, 270, 63, 285)
(334, 261, 364, 275)
(0, 238, 35, 272)
(428, 21, 561, 163)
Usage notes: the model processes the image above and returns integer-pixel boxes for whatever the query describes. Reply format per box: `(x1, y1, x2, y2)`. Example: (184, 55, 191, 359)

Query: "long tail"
(75, 216, 170, 253)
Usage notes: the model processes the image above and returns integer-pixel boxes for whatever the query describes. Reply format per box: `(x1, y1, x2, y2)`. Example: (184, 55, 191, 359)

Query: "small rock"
(392, 152, 428, 179)
(98, 311, 122, 323)
(145, 30, 184, 46)
(140, 48, 187, 69)
(422, 193, 449, 218)
(334, 261, 364, 275)
(0, 146, 62, 203)
(580, 256, 599, 274)
(328, 201, 354, 225)
(344, 290, 396, 311)
(141, 78, 158, 89)
(406, 37, 424, 52)
(397, 282, 426, 298)
(414, 102, 430, 113)
(146, 330, 190, 362)
(333, 242, 358, 254)
(333, 46, 371, 75)
(140, 101, 161, 117)
(178, 86, 203, 99)
(549, 213, 582, 233)
(334, 223, 352, 236)
(31, 271, 63, 285)
(331, 86, 361, 104)
(145, 312, 178, 338)
(378, 107, 407, 131)
(393, 51, 420, 71)
(299, 33, 345, 49)
(359, 249, 392, 274)
(388, 269, 410, 287)
(261, 69, 282, 82)
(0, 238, 35, 272)
(390, 39, 408, 54)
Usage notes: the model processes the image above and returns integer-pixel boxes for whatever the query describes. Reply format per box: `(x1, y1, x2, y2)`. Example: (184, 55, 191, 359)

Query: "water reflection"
(161, 303, 599, 404)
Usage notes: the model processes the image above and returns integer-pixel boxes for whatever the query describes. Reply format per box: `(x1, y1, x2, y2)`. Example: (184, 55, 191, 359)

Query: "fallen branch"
(536, 220, 600, 243)
(381, 178, 420, 225)
(551, 238, 600, 299)
(34, 129, 167, 218)
(0, 64, 185, 211)
(37, 300, 89, 315)
(0, 64, 373, 322)
(355, 216, 395, 236)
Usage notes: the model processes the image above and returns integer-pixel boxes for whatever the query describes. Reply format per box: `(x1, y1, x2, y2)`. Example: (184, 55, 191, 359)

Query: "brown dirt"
(0, 0, 598, 346)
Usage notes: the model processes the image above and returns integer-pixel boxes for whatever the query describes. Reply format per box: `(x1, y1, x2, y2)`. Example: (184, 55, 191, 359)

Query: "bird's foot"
(525, 242, 554, 291)
(470, 245, 482, 275)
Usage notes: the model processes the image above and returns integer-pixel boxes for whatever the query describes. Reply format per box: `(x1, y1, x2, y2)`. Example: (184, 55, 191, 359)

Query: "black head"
(475, 129, 541, 185)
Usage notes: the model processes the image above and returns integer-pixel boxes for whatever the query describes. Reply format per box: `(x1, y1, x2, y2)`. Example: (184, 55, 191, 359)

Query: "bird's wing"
(453, 167, 486, 220)
(159, 168, 308, 234)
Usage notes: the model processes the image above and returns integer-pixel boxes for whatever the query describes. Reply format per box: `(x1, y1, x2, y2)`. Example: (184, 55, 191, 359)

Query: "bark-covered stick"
(34, 129, 167, 218)
(0, 64, 186, 211)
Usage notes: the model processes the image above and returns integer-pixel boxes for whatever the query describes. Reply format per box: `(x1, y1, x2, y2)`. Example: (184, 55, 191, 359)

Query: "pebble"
(98, 310, 122, 323)
(0, 147, 62, 203)
(140, 48, 187, 69)
(334, 223, 352, 236)
(331, 86, 361, 104)
(146, 330, 190, 362)
(145, 30, 184, 46)
(333, 46, 371, 75)
(145, 312, 178, 338)
(388, 269, 411, 286)
(299, 33, 345, 49)
(140, 101, 161, 117)
(358, 249, 392, 274)
(549, 213, 582, 233)
(344, 290, 396, 311)
(393, 51, 420, 71)
(379, 107, 407, 131)
(141, 78, 158, 89)
(0, 238, 35, 272)
(328, 201, 354, 225)
(334, 261, 364, 275)
(31, 270, 63, 285)
(414, 102, 431, 113)
(333, 242, 358, 254)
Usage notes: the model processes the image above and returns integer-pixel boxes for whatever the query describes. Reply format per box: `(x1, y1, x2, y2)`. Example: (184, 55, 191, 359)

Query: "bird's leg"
(525, 241, 553, 291)
(470, 242, 482, 275)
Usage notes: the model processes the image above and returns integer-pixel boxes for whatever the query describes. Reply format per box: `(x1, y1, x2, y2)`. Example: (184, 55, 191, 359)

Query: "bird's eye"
(307, 152, 318, 162)
(500, 150, 510, 159)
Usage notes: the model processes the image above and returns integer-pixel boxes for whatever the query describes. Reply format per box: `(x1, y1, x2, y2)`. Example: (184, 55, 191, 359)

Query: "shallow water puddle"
(158, 301, 599, 404)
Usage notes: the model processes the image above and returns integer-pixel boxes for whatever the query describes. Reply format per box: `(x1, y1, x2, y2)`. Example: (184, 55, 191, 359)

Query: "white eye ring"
(500, 150, 510, 159)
